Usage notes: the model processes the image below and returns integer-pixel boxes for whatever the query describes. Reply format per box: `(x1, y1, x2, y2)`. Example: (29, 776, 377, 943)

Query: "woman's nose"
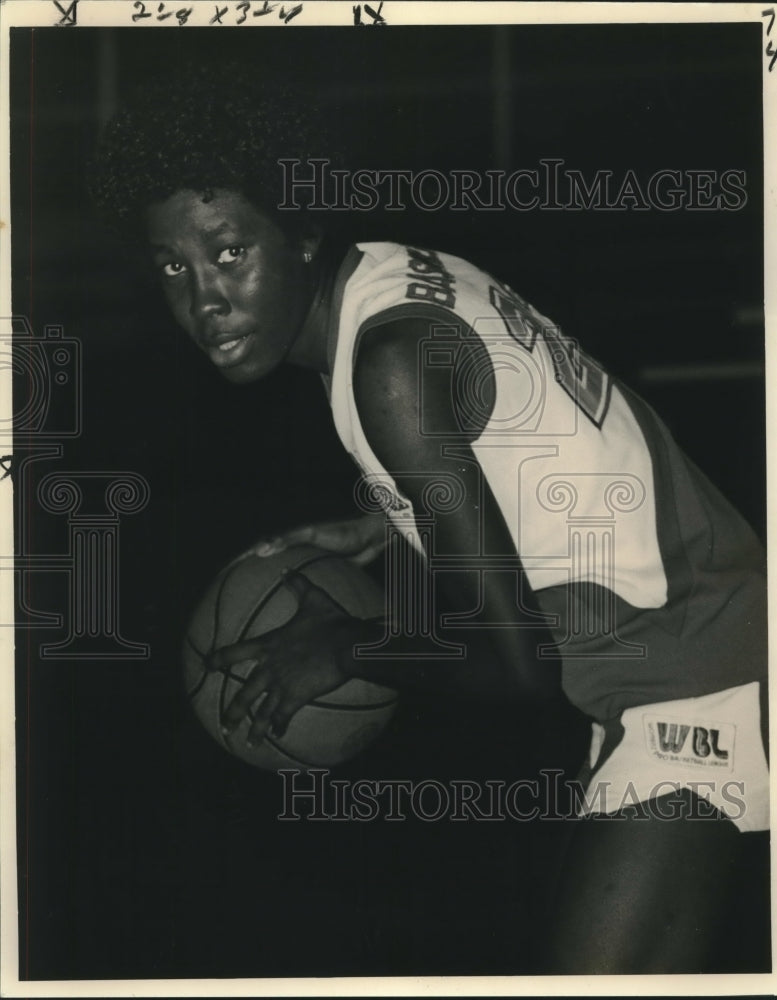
(190, 270, 230, 320)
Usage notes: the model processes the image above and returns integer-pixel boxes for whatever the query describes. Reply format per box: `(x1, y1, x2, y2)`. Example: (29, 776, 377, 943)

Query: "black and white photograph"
(1, 1, 774, 994)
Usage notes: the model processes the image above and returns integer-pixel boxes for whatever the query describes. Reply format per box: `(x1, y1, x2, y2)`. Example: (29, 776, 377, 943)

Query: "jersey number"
(490, 282, 611, 428)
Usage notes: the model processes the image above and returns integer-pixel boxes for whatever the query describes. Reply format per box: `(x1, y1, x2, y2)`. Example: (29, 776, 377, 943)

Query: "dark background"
(10, 22, 768, 979)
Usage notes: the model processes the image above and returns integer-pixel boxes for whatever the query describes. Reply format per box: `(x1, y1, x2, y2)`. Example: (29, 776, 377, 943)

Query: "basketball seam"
(184, 633, 207, 659)
(219, 569, 283, 649)
(211, 560, 294, 733)
(184, 674, 208, 702)
(183, 636, 211, 700)
(308, 699, 397, 712)
(193, 548, 391, 767)
(263, 733, 316, 767)
(235, 551, 356, 644)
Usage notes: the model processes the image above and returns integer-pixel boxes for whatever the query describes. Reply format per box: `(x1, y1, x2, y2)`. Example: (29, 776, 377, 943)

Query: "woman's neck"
(287, 239, 347, 375)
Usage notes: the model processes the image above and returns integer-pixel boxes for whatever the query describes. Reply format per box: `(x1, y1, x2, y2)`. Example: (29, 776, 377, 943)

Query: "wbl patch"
(643, 714, 735, 771)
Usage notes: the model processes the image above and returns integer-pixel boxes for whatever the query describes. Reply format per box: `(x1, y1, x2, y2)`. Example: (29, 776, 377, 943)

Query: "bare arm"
(232, 512, 387, 567)
(343, 316, 562, 706)
(209, 315, 563, 744)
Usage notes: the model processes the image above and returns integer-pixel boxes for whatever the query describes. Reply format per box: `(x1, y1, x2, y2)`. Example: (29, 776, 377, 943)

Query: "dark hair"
(90, 62, 333, 242)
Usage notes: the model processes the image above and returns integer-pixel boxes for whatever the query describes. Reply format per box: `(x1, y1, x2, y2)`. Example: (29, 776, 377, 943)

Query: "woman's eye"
(161, 261, 186, 277)
(217, 246, 245, 265)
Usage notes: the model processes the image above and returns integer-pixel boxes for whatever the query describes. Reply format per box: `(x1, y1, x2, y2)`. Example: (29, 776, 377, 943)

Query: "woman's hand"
(232, 513, 387, 568)
(206, 568, 367, 746)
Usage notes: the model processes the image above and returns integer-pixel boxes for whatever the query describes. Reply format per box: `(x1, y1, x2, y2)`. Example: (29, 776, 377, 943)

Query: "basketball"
(182, 544, 398, 769)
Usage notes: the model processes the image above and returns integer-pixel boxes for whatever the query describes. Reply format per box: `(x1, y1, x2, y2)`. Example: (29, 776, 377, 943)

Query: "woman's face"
(145, 189, 313, 383)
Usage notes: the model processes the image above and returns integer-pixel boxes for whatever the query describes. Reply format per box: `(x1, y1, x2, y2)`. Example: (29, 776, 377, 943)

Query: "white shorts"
(579, 681, 769, 832)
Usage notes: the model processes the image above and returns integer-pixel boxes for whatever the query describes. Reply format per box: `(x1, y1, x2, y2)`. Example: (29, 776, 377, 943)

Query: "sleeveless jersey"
(323, 242, 767, 723)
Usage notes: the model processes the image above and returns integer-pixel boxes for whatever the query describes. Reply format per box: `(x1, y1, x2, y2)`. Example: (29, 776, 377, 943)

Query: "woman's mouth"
(208, 334, 251, 368)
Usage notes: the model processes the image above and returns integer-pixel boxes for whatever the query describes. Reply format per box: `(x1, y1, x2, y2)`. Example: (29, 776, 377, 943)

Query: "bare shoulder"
(353, 315, 495, 467)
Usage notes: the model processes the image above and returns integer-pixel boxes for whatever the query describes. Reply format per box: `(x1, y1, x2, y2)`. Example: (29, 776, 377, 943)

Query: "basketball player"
(92, 68, 769, 974)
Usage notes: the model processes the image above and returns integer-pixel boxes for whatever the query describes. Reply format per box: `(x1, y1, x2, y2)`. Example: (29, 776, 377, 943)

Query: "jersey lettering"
(542, 325, 611, 427)
(657, 722, 690, 754)
(488, 282, 539, 350)
(692, 726, 729, 761)
(406, 248, 456, 308)
(490, 281, 611, 426)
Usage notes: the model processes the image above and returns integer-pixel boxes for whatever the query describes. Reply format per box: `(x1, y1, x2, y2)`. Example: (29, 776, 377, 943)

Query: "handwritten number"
(128, 0, 302, 25)
(763, 9, 776, 69)
(280, 3, 302, 21)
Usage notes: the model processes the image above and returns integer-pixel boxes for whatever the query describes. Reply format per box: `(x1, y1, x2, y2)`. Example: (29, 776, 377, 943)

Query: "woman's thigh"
(539, 789, 769, 974)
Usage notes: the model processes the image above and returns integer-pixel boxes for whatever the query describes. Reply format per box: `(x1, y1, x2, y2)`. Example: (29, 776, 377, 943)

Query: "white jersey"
(322, 242, 767, 721)
(327, 242, 665, 605)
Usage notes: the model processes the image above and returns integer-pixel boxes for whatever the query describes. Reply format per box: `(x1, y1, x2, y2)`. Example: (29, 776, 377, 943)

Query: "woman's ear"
(300, 224, 323, 264)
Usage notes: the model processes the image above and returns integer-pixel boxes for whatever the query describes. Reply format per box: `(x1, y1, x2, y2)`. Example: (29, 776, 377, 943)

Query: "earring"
(303, 250, 313, 264)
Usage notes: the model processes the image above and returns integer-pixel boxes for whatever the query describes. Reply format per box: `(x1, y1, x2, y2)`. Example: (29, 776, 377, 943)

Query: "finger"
(350, 539, 388, 567)
(207, 639, 268, 672)
(253, 524, 315, 557)
(251, 536, 286, 557)
(269, 696, 305, 739)
(223, 663, 272, 732)
(276, 524, 316, 547)
(224, 533, 290, 567)
(242, 533, 294, 559)
(254, 522, 366, 558)
(246, 688, 281, 747)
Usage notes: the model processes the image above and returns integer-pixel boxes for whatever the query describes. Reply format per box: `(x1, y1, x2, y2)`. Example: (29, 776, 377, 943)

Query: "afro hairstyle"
(90, 61, 335, 242)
